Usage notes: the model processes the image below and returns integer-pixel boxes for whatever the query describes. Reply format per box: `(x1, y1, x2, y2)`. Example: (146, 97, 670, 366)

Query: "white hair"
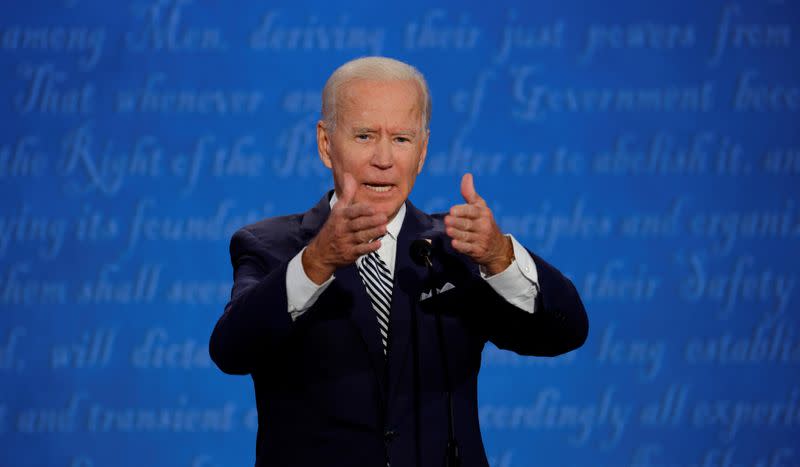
(321, 56, 431, 131)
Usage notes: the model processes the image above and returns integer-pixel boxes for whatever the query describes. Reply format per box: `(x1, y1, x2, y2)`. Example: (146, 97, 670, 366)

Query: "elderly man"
(209, 57, 588, 467)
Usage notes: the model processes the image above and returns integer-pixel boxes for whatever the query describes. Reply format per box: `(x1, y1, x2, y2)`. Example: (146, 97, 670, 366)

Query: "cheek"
(331, 146, 367, 172)
(404, 155, 423, 181)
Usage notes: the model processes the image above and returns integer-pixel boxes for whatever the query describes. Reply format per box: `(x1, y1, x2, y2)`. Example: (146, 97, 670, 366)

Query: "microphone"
(410, 238, 433, 268)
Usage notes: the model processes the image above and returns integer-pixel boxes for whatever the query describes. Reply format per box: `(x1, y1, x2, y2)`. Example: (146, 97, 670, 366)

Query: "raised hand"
(444, 173, 514, 275)
(303, 173, 388, 284)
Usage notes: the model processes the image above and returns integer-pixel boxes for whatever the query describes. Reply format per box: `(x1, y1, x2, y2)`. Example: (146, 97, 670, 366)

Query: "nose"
(371, 136, 394, 169)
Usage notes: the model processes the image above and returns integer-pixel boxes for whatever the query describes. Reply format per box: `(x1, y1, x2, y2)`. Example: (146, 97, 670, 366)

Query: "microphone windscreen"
(410, 238, 433, 267)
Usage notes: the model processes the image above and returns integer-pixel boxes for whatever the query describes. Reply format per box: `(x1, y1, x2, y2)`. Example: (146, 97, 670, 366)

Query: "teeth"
(366, 184, 392, 193)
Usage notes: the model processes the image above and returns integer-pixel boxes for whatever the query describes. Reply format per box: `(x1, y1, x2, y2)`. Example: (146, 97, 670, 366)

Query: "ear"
(416, 128, 430, 175)
(317, 120, 333, 169)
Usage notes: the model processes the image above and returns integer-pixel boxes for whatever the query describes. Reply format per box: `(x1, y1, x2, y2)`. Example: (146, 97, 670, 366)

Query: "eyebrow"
(351, 127, 418, 136)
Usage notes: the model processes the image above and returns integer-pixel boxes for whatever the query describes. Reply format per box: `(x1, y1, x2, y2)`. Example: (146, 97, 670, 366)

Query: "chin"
(377, 198, 405, 220)
(359, 188, 404, 215)
(376, 201, 402, 219)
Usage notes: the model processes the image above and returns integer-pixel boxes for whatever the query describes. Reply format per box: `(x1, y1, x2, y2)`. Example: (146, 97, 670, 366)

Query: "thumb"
(340, 173, 357, 205)
(460, 173, 482, 204)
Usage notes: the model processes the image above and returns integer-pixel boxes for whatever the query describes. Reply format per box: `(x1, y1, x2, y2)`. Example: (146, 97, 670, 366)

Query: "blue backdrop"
(2, 1, 799, 466)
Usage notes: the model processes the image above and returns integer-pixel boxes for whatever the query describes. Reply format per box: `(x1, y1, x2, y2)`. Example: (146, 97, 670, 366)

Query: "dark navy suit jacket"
(209, 192, 588, 467)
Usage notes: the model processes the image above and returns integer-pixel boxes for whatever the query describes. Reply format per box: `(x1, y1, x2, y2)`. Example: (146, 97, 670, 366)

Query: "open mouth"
(364, 183, 394, 193)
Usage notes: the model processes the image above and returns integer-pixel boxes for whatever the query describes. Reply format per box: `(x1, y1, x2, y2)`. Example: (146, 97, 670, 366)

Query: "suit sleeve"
(208, 227, 294, 375)
(474, 247, 588, 357)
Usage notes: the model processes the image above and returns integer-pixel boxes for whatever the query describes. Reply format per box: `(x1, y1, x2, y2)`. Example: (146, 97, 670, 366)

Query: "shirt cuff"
(479, 234, 540, 314)
(286, 246, 334, 321)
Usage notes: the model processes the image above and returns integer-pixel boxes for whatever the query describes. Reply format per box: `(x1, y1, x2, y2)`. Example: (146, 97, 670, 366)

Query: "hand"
(303, 174, 388, 284)
(444, 173, 514, 276)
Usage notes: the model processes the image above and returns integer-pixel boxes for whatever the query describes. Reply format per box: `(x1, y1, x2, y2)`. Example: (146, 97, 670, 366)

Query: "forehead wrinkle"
(337, 79, 424, 122)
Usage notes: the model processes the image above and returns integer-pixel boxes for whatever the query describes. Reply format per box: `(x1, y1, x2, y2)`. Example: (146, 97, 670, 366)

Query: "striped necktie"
(356, 250, 393, 356)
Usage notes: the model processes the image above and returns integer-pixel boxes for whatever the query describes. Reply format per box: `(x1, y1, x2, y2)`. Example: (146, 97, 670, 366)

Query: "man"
(209, 57, 588, 467)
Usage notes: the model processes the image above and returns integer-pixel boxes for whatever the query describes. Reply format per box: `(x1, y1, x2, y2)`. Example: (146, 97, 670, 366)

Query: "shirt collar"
(329, 191, 405, 241)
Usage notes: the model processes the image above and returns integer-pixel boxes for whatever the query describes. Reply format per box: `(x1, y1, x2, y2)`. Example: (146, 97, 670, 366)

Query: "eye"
(394, 136, 411, 143)
(356, 134, 371, 141)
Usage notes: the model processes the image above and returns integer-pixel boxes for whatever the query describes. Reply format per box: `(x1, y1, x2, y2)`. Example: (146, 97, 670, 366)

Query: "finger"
(445, 225, 473, 243)
(343, 203, 375, 219)
(450, 238, 474, 255)
(444, 215, 473, 232)
(353, 225, 388, 244)
(460, 173, 484, 205)
(448, 204, 481, 219)
(348, 213, 388, 232)
(340, 172, 357, 205)
(352, 239, 381, 256)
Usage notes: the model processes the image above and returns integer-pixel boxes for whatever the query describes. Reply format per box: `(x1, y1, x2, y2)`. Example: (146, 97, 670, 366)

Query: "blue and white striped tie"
(356, 250, 393, 356)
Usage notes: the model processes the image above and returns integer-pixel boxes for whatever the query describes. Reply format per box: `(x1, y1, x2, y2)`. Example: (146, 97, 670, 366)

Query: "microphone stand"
(412, 240, 461, 467)
(410, 273, 422, 467)
(432, 286, 460, 467)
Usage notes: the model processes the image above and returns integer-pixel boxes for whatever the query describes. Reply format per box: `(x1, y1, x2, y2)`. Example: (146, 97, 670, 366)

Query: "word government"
(511, 66, 713, 120)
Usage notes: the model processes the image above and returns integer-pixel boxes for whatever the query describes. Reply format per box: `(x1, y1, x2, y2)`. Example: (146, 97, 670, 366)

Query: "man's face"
(317, 79, 429, 221)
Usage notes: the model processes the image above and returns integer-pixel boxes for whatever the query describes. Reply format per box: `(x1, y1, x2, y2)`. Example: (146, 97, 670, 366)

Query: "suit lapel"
(299, 194, 436, 405)
(300, 191, 388, 397)
(299, 192, 333, 240)
(386, 201, 433, 402)
(335, 262, 388, 392)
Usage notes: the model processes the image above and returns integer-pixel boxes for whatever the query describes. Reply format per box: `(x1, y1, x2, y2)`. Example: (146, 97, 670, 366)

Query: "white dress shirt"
(285, 193, 540, 321)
